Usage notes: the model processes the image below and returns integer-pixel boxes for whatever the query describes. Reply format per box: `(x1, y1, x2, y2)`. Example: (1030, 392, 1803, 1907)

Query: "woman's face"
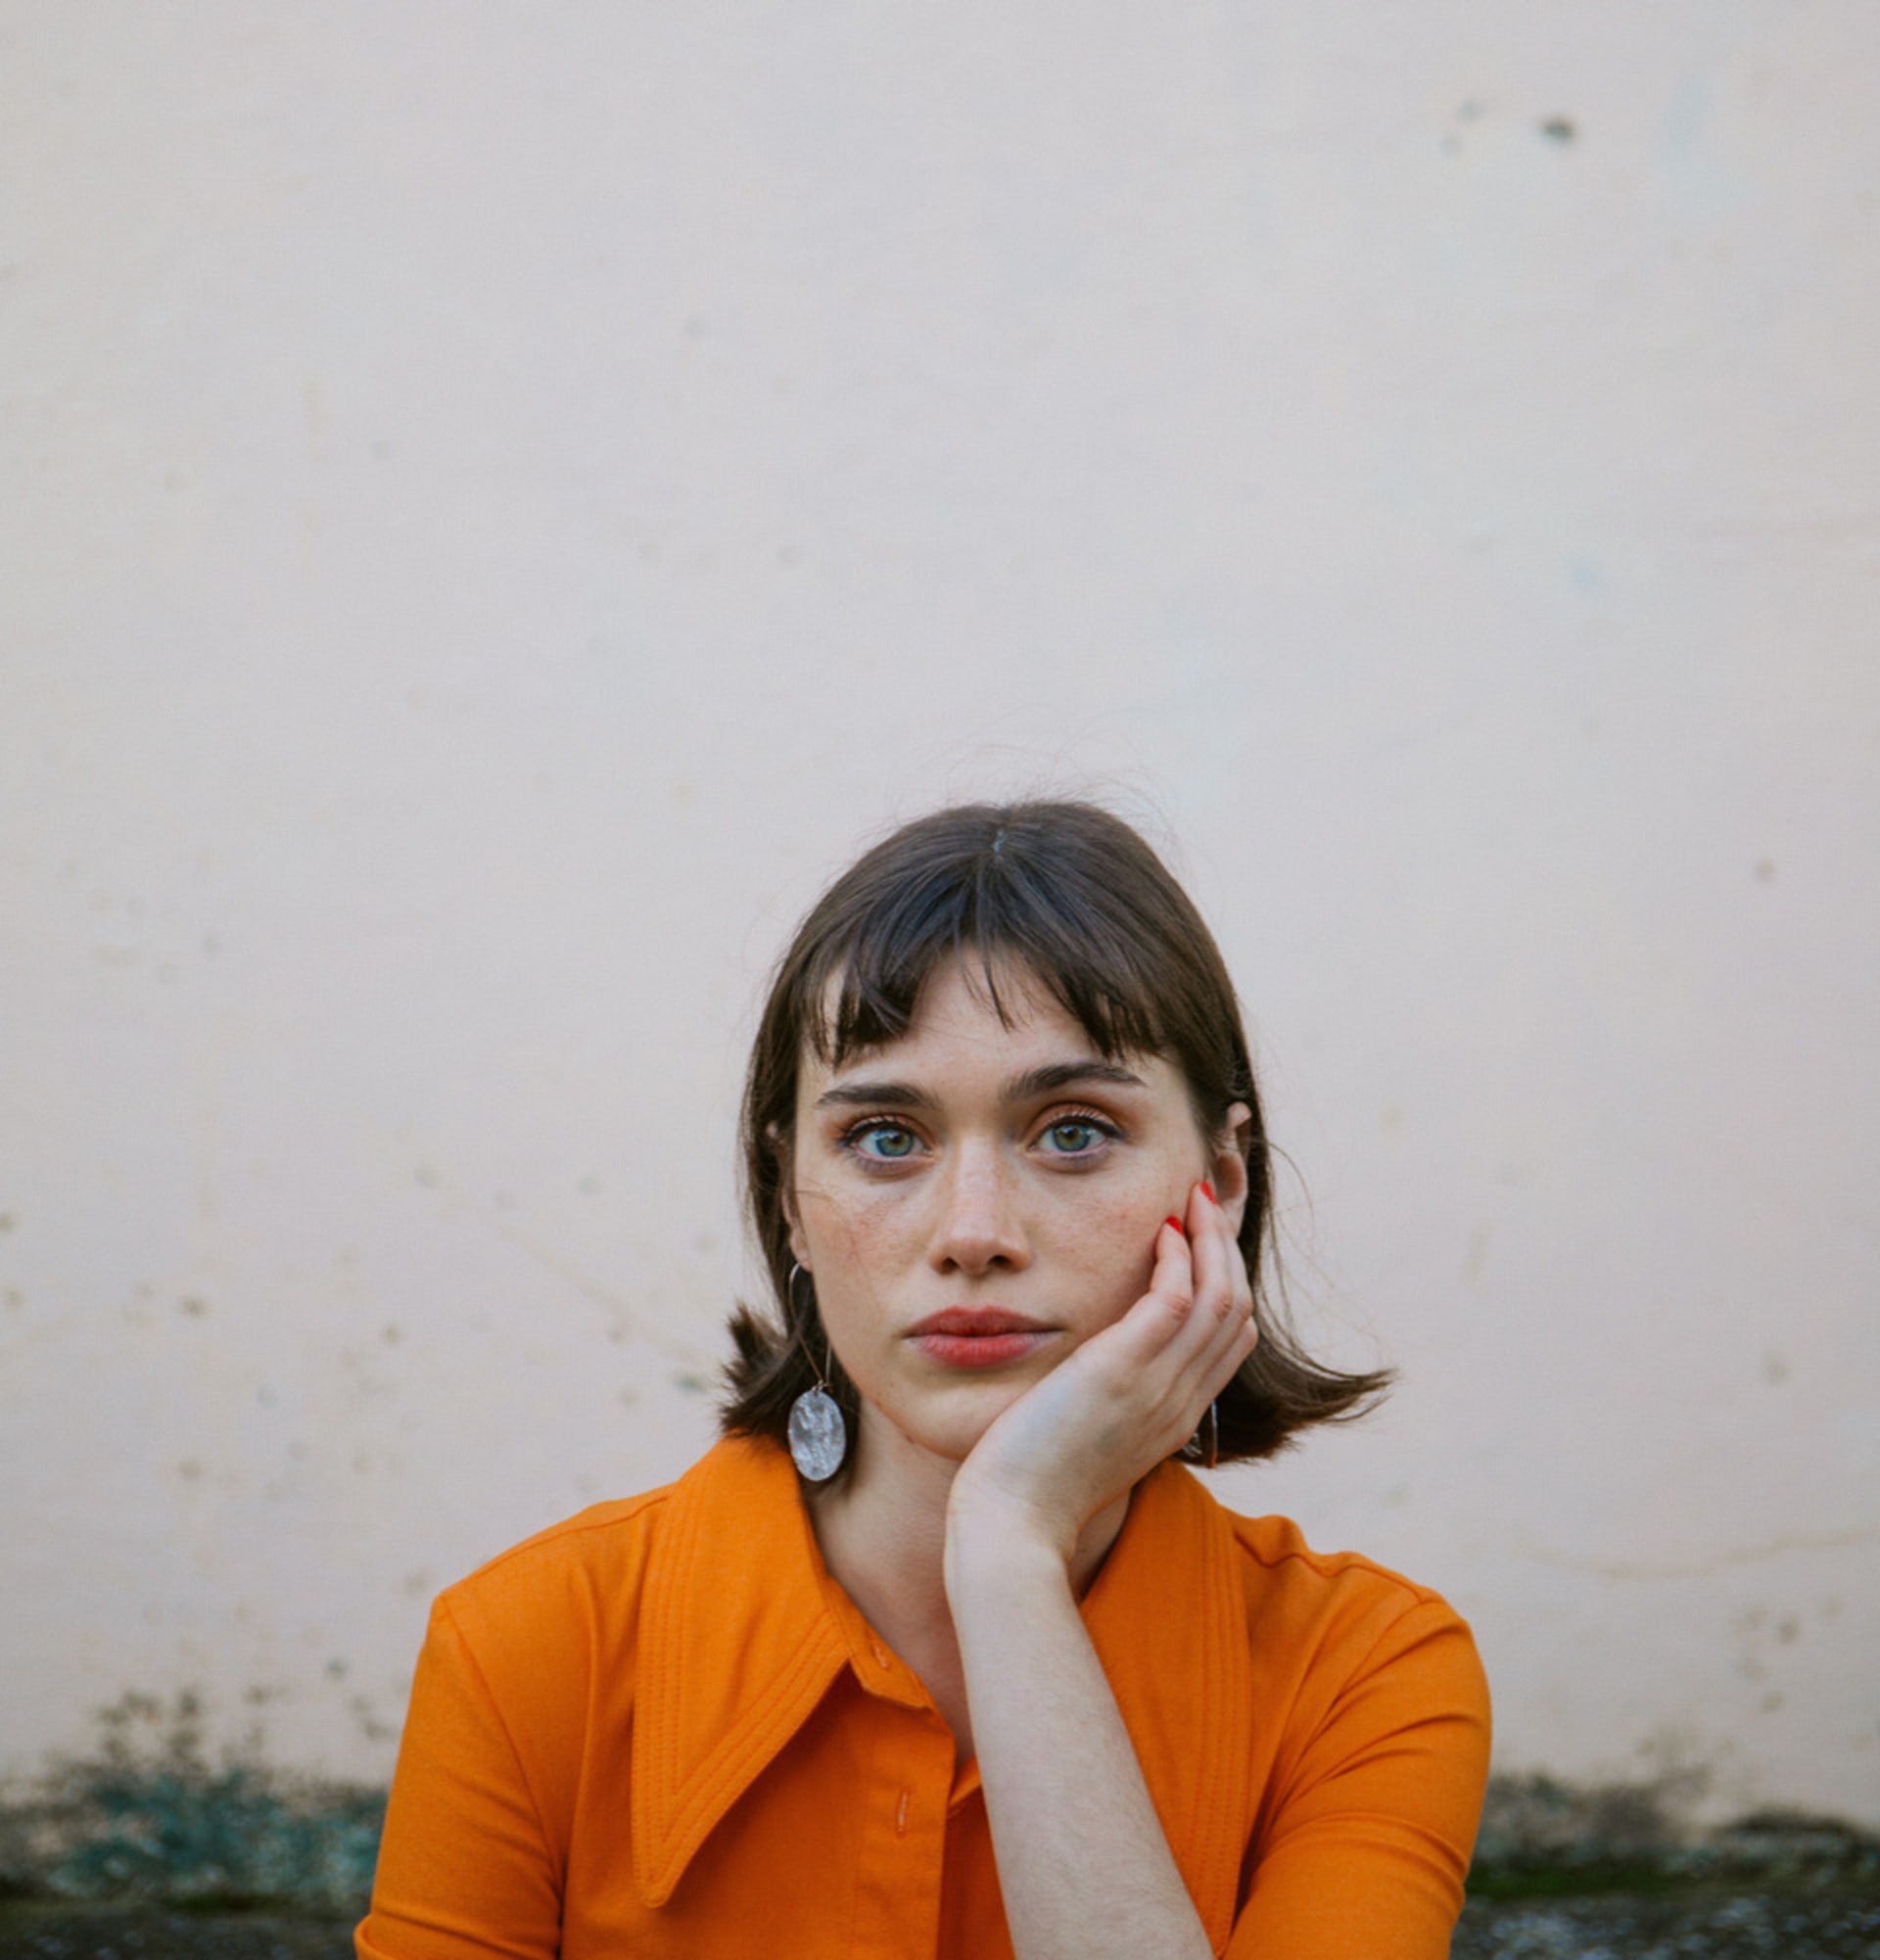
(785, 959, 1249, 1478)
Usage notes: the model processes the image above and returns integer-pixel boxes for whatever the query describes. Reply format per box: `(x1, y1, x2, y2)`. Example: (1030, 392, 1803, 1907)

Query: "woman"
(358, 801, 1490, 1960)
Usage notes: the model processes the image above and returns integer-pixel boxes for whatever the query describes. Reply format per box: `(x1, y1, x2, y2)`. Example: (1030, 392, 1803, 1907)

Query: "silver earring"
(1181, 1400, 1220, 1470)
(785, 1263, 847, 1481)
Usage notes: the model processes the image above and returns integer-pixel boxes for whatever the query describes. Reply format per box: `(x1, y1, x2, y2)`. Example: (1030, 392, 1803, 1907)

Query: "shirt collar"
(634, 1435, 1253, 1940)
(631, 1435, 854, 1906)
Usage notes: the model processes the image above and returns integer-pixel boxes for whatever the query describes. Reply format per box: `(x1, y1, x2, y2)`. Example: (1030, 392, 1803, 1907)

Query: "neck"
(807, 1415, 959, 1641)
(807, 1412, 1132, 1667)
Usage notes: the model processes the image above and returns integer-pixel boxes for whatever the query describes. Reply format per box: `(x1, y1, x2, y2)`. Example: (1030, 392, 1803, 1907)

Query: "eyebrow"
(814, 1059, 1148, 1112)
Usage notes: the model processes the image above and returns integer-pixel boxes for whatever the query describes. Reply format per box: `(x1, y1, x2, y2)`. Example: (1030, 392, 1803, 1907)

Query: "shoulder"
(429, 1434, 799, 1664)
(1203, 1488, 1488, 1717)
(429, 1438, 759, 1662)
(1180, 1500, 1492, 1944)
(414, 1482, 679, 1749)
(1226, 1507, 1460, 1621)
(441, 1482, 676, 1621)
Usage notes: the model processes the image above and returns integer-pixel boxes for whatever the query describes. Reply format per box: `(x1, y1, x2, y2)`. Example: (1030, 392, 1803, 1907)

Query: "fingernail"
(1165, 1215, 1185, 1237)
(1199, 1181, 1216, 1204)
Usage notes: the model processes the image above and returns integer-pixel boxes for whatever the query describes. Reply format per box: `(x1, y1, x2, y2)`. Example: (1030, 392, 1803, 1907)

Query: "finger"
(1151, 1211, 1197, 1330)
(1187, 1253, 1256, 1401)
(1182, 1181, 1241, 1338)
(1101, 1214, 1194, 1368)
(1209, 1306, 1259, 1387)
(1200, 1180, 1256, 1325)
(1206, 1179, 1253, 1308)
(1186, 1185, 1256, 1389)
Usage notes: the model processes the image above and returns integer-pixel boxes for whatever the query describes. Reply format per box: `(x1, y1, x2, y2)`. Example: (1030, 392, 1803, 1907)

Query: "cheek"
(1068, 1143, 1203, 1291)
(1069, 1194, 1168, 1307)
(796, 1178, 906, 1271)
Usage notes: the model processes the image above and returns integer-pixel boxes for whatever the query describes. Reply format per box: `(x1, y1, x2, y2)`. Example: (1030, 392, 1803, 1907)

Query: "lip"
(908, 1308, 1050, 1336)
(906, 1307, 1057, 1370)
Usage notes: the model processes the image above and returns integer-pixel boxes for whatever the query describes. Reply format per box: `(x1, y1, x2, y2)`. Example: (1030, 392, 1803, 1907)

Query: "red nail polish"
(1199, 1181, 1216, 1203)
(1165, 1215, 1185, 1236)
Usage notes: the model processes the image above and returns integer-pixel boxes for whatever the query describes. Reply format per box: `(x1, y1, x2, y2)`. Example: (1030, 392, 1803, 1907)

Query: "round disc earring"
(785, 1264, 847, 1481)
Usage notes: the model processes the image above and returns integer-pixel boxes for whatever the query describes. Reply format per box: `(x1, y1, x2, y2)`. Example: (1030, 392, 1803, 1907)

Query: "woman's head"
(721, 800, 1389, 1471)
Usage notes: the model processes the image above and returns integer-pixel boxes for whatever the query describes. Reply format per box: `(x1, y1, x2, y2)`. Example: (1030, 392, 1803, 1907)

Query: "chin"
(865, 1392, 1017, 1470)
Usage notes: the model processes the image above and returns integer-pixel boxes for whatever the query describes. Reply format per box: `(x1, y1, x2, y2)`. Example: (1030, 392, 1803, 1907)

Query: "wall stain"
(1471, 1769, 1880, 1897)
(1514, 1522, 1878, 1580)
(470, 1202, 713, 1371)
(0, 1690, 384, 1907)
(394, 1157, 711, 1369)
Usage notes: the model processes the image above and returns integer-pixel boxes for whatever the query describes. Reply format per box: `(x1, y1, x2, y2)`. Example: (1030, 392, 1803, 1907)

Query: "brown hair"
(720, 799, 1390, 1473)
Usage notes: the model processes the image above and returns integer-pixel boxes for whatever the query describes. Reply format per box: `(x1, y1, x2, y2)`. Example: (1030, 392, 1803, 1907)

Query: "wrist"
(943, 1486, 1076, 1606)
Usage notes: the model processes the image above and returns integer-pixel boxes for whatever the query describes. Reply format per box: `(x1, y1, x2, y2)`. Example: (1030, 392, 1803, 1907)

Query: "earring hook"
(788, 1263, 835, 1393)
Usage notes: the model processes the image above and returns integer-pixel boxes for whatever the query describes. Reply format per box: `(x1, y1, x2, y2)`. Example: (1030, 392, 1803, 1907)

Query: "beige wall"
(3, 4, 1876, 1822)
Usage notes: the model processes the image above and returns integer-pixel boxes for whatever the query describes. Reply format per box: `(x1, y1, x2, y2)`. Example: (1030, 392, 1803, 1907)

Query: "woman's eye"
(849, 1122, 919, 1161)
(1041, 1119, 1108, 1155)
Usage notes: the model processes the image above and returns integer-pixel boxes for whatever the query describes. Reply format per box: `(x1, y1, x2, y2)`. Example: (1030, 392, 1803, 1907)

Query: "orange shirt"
(358, 1436, 1489, 1959)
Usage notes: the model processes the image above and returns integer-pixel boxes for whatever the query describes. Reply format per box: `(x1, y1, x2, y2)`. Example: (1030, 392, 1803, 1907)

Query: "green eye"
(1044, 1121, 1104, 1154)
(854, 1123, 917, 1159)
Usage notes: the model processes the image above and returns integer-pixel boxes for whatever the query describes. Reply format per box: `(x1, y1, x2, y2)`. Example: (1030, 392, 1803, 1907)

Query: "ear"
(772, 1120, 812, 1270)
(1208, 1102, 1254, 1236)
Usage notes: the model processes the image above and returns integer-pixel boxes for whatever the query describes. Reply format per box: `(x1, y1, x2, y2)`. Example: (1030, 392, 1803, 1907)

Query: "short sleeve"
(355, 1598, 563, 1960)
(1227, 1600, 1491, 1960)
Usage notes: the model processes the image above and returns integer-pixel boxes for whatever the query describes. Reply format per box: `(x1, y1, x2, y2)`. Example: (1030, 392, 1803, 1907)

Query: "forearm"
(949, 1527, 1215, 1960)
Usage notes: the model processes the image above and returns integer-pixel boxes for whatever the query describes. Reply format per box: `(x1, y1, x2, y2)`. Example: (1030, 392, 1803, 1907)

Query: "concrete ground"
(6, 1887, 1880, 1959)
(1454, 1882, 1880, 1957)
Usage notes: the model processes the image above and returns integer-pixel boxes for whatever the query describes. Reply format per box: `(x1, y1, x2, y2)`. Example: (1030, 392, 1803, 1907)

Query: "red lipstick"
(906, 1308, 1055, 1369)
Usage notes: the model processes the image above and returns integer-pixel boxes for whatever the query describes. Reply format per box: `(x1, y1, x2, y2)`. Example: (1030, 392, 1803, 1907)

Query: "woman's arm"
(355, 1596, 563, 1960)
(948, 1523, 1215, 1960)
(944, 1181, 1253, 1960)
(1224, 1599, 1490, 1956)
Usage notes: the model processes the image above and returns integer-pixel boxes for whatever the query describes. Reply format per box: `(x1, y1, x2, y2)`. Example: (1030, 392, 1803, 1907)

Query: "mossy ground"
(0, 1696, 380, 1917)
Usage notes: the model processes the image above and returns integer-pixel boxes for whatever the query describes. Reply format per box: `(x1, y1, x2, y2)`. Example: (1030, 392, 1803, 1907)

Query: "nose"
(927, 1142, 1029, 1277)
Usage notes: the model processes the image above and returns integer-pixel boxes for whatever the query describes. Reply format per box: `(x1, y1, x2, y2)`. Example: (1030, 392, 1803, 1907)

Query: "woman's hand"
(945, 1178, 1257, 1571)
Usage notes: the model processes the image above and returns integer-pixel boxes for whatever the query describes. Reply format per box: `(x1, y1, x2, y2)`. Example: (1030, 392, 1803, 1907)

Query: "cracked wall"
(2, 2, 1876, 1823)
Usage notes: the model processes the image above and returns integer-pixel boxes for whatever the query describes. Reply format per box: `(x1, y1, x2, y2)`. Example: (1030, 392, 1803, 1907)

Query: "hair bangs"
(807, 842, 1172, 1068)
